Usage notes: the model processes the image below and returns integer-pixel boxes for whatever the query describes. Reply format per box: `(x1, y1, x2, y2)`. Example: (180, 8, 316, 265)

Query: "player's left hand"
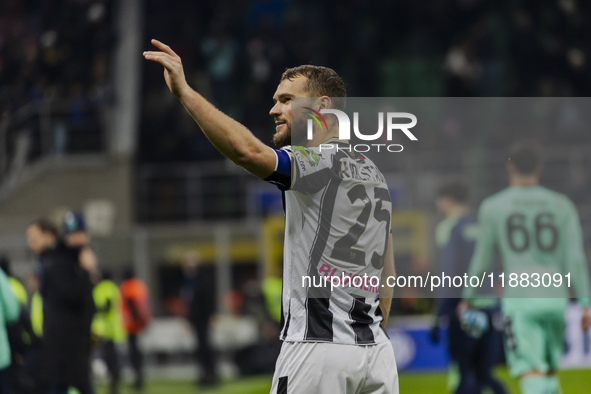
(460, 309, 489, 338)
(143, 39, 189, 98)
(582, 307, 591, 332)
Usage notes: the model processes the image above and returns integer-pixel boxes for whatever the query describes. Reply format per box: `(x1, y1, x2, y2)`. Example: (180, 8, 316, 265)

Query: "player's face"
(270, 76, 311, 148)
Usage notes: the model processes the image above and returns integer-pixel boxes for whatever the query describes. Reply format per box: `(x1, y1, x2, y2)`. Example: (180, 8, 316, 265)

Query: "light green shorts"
(502, 309, 565, 377)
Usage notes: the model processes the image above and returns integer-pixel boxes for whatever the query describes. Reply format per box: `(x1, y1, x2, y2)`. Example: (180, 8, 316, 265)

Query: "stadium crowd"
(133, 0, 591, 224)
(138, 0, 591, 163)
(2, 0, 591, 219)
(0, 0, 115, 173)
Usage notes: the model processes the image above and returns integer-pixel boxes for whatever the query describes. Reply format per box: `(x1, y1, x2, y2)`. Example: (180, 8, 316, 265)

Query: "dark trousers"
(449, 312, 506, 394)
(102, 341, 120, 394)
(127, 334, 143, 389)
(0, 367, 9, 394)
(195, 318, 217, 379)
(23, 343, 43, 394)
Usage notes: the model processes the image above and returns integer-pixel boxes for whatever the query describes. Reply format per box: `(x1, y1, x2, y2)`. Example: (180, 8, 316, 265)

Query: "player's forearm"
(565, 251, 591, 307)
(379, 297, 392, 328)
(177, 87, 274, 178)
(574, 272, 591, 308)
(564, 206, 591, 307)
(468, 206, 495, 287)
(462, 232, 493, 299)
(379, 235, 395, 327)
(573, 267, 591, 308)
(144, 39, 275, 178)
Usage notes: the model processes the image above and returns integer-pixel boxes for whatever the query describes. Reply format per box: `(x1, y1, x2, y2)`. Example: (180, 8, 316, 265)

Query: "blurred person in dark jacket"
(25, 219, 58, 394)
(27, 215, 97, 394)
(183, 254, 218, 387)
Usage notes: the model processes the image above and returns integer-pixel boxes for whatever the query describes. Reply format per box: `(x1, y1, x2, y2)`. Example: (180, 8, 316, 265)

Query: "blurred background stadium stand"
(1, 0, 591, 384)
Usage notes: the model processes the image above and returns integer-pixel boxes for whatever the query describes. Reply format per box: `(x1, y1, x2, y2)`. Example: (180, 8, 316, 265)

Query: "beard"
(272, 125, 308, 148)
(272, 127, 291, 148)
(273, 114, 311, 147)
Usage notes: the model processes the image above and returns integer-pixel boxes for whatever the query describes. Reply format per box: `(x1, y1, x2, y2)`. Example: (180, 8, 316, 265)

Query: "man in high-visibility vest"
(92, 270, 126, 394)
(29, 275, 43, 340)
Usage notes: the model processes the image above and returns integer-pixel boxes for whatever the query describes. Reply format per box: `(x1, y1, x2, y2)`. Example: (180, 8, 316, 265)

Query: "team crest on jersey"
(344, 149, 366, 162)
(293, 146, 320, 167)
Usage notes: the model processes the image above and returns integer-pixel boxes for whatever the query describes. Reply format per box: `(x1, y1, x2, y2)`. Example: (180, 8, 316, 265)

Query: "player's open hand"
(143, 39, 188, 98)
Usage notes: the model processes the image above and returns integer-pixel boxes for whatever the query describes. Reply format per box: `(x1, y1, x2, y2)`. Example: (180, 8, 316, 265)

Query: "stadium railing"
(136, 145, 591, 222)
(0, 98, 108, 198)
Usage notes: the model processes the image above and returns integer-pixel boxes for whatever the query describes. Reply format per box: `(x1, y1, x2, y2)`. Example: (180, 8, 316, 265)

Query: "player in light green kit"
(461, 141, 591, 394)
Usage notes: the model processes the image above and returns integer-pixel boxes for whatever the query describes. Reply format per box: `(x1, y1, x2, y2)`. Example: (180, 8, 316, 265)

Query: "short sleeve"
(285, 146, 341, 194)
(265, 146, 340, 193)
(264, 148, 293, 191)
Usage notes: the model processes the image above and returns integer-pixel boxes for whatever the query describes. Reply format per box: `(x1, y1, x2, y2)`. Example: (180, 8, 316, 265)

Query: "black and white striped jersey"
(266, 140, 392, 345)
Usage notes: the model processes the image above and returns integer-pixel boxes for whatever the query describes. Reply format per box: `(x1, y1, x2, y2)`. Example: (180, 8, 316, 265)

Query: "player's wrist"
(175, 83, 192, 100)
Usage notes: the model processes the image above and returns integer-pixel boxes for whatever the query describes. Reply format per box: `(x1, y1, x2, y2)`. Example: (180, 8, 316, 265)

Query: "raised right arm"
(143, 39, 277, 179)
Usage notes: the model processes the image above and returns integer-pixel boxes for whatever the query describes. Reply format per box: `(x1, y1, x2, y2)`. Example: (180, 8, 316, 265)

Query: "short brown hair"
(437, 180, 469, 204)
(30, 218, 59, 238)
(281, 65, 346, 109)
(508, 140, 542, 175)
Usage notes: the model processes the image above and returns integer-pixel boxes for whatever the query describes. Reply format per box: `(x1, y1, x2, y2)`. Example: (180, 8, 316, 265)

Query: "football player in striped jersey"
(144, 39, 398, 394)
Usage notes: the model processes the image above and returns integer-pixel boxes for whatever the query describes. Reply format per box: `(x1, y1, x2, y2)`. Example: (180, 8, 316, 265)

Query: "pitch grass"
(399, 368, 591, 394)
(97, 368, 591, 393)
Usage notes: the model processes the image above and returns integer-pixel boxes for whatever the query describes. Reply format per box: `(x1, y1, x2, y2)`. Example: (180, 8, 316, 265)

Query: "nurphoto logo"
(304, 109, 418, 153)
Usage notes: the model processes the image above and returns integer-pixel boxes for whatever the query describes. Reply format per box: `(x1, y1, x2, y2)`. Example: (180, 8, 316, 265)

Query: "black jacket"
(39, 241, 95, 389)
(188, 265, 216, 324)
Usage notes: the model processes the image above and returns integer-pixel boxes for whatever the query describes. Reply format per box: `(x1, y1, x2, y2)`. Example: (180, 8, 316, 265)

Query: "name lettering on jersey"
(339, 160, 386, 183)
